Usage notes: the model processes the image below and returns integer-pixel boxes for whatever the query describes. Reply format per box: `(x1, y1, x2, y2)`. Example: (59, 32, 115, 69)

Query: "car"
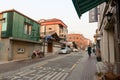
(58, 47, 71, 54)
(73, 48, 79, 52)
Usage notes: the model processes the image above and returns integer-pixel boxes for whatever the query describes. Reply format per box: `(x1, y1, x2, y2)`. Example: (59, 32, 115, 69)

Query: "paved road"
(0, 53, 83, 80)
(0, 54, 58, 73)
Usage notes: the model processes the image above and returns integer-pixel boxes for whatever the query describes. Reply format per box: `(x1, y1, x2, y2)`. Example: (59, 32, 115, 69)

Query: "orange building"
(39, 18, 68, 41)
(38, 18, 68, 53)
(67, 34, 90, 49)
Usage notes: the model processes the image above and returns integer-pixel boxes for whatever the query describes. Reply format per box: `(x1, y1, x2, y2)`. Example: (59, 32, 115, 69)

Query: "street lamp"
(106, 12, 113, 22)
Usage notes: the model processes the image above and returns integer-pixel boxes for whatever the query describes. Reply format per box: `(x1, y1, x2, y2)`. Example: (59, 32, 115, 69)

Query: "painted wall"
(0, 39, 42, 61)
(0, 39, 10, 61)
(1, 12, 40, 41)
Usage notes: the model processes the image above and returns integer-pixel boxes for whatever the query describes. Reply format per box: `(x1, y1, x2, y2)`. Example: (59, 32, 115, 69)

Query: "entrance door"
(47, 42, 53, 52)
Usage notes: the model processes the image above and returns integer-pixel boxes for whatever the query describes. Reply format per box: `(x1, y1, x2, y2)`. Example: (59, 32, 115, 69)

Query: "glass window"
(2, 13, 7, 31)
(24, 23, 32, 35)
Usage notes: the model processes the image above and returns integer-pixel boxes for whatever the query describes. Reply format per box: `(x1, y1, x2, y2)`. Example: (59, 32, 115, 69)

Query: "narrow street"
(0, 52, 83, 80)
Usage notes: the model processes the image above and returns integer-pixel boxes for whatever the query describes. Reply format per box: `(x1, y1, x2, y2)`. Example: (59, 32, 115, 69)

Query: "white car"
(73, 48, 79, 52)
(58, 47, 71, 54)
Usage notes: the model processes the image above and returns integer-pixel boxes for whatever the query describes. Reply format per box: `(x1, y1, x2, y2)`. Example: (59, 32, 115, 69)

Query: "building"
(67, 34, 90, 50)
(0, 9, 41, 61)
(97, 0, 120, 74)
(72, 0, 120, 74)
(39, 18, 68, 41)
(38, 18, 68, 53)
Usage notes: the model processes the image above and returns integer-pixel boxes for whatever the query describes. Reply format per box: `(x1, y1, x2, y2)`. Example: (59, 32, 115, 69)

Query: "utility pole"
(43, 26, 46, 55)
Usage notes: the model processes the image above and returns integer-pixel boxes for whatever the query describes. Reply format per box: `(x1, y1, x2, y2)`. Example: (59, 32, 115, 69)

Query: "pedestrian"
(87, 45, 92, 57)
(92, 48, 96, 55)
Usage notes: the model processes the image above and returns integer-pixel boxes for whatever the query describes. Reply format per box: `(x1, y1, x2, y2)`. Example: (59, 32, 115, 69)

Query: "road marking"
(20, 70, 36, 76)
(61, 73, 69, 80)
(36, 61, 48, 68)
(45, 72, 58, 80)
(70, 63, 77, 71)
(50, 72, 62, 80)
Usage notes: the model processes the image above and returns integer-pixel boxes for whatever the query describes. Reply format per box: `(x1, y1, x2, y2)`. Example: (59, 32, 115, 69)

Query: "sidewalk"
(66, 52, 98, 80)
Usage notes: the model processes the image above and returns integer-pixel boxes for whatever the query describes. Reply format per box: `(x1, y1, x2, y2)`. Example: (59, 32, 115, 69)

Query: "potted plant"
(103, 62, 120, 80)
(95, 72, 104, 80)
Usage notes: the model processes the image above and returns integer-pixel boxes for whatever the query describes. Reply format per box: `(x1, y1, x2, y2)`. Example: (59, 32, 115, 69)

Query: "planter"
(96, 56, 102, 62)
(104, 72, 118, 80)
(96, 76, 103, 80)
(95, 72, 104, 80)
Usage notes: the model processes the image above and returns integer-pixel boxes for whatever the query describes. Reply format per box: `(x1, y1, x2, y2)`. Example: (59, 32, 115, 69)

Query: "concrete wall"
(109, 29, 115, 63)
(103, 30, 109, 62)
(102, 29, 115, 63)
(0, 39, 42, 61)
(12, 41, 42, 60)
(0, 39, 10, 61)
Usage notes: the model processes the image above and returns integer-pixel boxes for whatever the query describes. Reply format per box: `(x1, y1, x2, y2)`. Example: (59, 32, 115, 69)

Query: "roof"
(0, 9, 39, 24)
(39, 18, 67, 28)
(45, 32, 60, 42)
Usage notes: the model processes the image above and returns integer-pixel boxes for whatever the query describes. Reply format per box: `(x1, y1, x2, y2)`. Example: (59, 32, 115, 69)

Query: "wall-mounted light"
(105, 12, 113, 22)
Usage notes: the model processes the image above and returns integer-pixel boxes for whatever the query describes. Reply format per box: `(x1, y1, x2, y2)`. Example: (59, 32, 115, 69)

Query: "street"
(0, 52, 83, 80)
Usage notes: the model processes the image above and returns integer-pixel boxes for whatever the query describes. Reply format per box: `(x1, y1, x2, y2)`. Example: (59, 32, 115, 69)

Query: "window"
(24, 23, 32, 35)
(49, 28, 52, 30)
(2, 13, 7, 31)
(76, 37, 79, 39)
(0, 18, 5, 23)
(17, 48, 25, 54)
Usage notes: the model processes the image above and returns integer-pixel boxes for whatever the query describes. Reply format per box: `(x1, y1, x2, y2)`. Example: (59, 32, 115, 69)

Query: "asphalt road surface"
(0, 52, 83, 80)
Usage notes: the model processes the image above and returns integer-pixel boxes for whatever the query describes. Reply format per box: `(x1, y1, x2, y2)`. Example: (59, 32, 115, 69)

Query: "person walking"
(92, 47, 96, 55)
(87, 45, 92, 57)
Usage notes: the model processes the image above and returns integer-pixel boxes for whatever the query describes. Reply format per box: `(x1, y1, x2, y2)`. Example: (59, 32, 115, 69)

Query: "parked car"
(73, 48, 79, 52)
(58, 47, 71, 54)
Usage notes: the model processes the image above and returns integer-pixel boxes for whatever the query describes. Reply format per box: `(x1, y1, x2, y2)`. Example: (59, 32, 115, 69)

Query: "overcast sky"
(0, 0, 97, 41)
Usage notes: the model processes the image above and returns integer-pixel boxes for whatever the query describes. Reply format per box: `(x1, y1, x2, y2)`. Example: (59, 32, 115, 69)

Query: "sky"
(0, 0, 97, 41)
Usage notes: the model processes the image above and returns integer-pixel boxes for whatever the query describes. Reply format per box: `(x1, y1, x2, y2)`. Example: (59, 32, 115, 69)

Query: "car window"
(61, 47, 65, 49)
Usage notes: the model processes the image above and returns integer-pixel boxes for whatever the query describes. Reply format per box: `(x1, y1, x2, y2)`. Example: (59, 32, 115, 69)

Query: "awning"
(72, 0, 107, 18)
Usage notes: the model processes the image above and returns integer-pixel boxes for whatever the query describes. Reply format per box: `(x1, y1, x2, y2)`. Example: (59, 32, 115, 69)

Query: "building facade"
(0, 9, 41, 61)
(39, 18, 68, 41)
(38, 18, 68, 53)
(72, 0, 120, 75)
(97, 0, 120, 74)
(67, 34, 90, 49)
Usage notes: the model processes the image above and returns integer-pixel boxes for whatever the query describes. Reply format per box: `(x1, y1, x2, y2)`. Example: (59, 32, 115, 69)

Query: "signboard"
(89, 7, 98, 23)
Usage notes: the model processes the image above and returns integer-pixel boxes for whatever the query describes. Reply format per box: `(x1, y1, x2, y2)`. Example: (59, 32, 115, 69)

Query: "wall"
(1, 12, 40, 41)
(67, 34, 89, 49)
(0, 39, 42, 61)
(0, 13, 3, 40)
(0, 39, 10, 61)
(12, 40, 42, 60)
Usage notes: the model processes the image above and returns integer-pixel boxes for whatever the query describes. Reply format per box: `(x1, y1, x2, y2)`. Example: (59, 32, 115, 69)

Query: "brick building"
(39, 18, 68, 41)
(67, 34, 90, 50)
(38, 18, 68, 53)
